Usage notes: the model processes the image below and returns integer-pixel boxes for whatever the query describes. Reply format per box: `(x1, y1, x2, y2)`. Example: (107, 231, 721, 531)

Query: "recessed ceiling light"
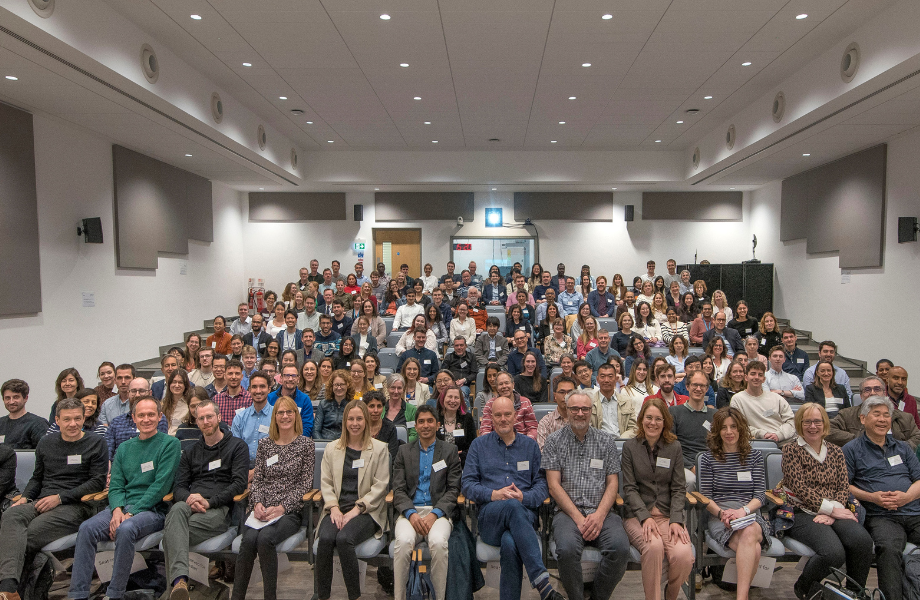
(306, 121, 313, 124)
(492, 188, 497, 191)
(741, 61, 752, 66)
(655, 139, 662, 143)
(802, 153, 810, 156)
(242, 62, 252, 67)
(730, 187, 735, 190)
(676, 120, 684, 124)
(432, 140, 438, 143)
(279, 96, 287, 100)
(413, 96, 421, 100)
(184, 153, 193, 157)
(375, 188, 380, 191)
(611, 187, 617, 190)
(704, 95, 713, 100)
(568, 96, 576, 100)
(602, 14, 612, 19)
(559, 121, 566, 124)
(551, 140, 557, 143)
(424, 121, 431, 125)
(582, 63, 591, 67)
(259, 187, 264, 190)
(400, 63, 409, 68)
(4, 75, 17, 81)
(190, 14, 202, 20)
(328, 140, 334, 143)
(796, 13, 808, 19)
(380, 14, 390, 19)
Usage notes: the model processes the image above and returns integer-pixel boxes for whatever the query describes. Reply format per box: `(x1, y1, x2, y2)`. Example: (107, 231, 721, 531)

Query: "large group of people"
(1, 257, 918, 600)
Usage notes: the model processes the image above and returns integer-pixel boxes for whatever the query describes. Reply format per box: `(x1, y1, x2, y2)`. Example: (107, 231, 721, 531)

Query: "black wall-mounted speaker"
(898, 217, 917, 243)
(79, 217, 103, 243)
(625, 205, 635, 222)
(354, 204, 364, 222)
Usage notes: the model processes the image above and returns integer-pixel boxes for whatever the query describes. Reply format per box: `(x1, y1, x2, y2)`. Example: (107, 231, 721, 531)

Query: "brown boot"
(170, 580, 190, 600)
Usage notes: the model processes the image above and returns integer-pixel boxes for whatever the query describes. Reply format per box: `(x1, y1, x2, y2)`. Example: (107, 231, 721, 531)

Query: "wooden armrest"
(235, 489, 251, 502)
(692, 492, 710, 506)
(543, 497, 551, 505)
(685, 492, 697, 506)
(163, 493, 174, 502)
(313, 491, 324, 503)
(11, 495, 22, 503)
(301, 489, 315, 502)
(94, 490, 109, 501)
(615, 496, 624, 506)
(765, 491, 784, 505)
(457, 494, 465, 504)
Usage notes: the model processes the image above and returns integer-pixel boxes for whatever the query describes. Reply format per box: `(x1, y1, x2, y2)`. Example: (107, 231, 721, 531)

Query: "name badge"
(141, 461, 154, 473)
(745, 328, 752, 334)
(517, 461, 530, 471)
(796, 358, 804, 364)
(423, 360, 431, 365)
(345, 362, 350, 367)
(353, 458, 365, 469)
(702, 421, 712, 431)
(68, 455, 82, 465)
(211, 342, 217, 349)
(375, 383, 383, 389)
(460, 361, 468, 368)
(899, 401, 906, 411)
(258, 424, 270, 434)
(259, 343, 266, 349)
(236, 407, 245, 415)
(889, 455, 903, 467)
(655, 457, 671, 469)
(737, 471, 752, 482)
(518, 326, 525, 331)
(473, 308, 479, 313)
(452, 429, 464, 437)
(209, 459, 221, 471)
(590, 458, 604, 469)
(828, 397, 843, 405)
(763, 409, 775, 418)
(266, 454, 279, 466)
(406, 421, 416, 428)
(760, 338, 766, 346)
(560, 342, 566, 347)
(433, 460, 447, 472)
(0, 435, 4, 443)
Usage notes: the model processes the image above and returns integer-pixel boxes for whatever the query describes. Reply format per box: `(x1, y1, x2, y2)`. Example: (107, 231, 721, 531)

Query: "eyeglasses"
(688, 383, 708, 389)
(276, 410, 296, 417)
(863, 386, 885, 394)
(281, 374, 298, 379)
(568, 407, 592, 414)
(802, 420, 823, 427)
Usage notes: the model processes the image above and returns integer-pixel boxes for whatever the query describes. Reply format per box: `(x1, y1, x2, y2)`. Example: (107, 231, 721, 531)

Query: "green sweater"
(109, 432, 181, 514)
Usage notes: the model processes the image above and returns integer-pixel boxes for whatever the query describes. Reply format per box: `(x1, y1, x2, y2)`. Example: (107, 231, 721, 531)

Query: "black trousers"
(864, 514, 920, 600)
(784, 510, 874, 591)
(231, 514, 300, 600)
(315, 514, 377, 600)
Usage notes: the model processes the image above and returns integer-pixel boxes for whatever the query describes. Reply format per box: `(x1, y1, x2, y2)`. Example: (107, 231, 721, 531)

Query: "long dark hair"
(75, 388, 101, 430)
(707, 406, 752, 463)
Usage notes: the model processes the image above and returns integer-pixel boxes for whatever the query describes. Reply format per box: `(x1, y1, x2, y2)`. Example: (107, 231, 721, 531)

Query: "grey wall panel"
(642, 191, 743, 221)
(512, 192, 613, 221)
(374, 192, 473, 222)
(0, 103, 41, 315)
(113, 145, 213, 269)
(248, 192, 347, 221)
(780, 144, 886, 269)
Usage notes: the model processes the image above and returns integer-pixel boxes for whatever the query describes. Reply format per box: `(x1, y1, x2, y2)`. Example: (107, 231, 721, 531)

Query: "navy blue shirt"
(406, 440, 444, 519)
(845, 432, 920, 516)
(782, 347, 810, 379)
(397, 347, 440, 380)
(331, 315, 353, 337)
(506, 346, 547, 379)
(461, 431, 547, 510)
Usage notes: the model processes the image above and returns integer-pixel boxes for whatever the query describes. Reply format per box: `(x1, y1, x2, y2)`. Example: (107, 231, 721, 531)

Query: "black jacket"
(392, 439, 461, 520)
(442, 351, 479, 386)
(804, 383, 852, 411)
(173, 431, 249, 509)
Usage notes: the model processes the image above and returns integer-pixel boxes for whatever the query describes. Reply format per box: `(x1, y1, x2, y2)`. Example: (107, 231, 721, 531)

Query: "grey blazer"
(392, 439, 462, 520)
(621, 437, 686, 525)
(474, 333, 509, 368)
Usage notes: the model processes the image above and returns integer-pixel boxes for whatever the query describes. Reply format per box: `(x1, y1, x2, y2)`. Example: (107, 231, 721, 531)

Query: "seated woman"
(363, 390, 399, 460)
(334, 338, 358, 371)
(611, 273, 629, 306)
(344, 273, 361, 296)
(349, 359, 374, 399)
(318, 357, 335, 393)
(537, 303, 562, 351)
(512, 290, 536, 324)
(804, 360, 851, 417)
(94, 361, 118, 403)
(613, 312, 636, 354)
(651, 292, 669, 323)
(183, 334, 201, 372)
(716, 360, 747, 409)
(677, 292, 699, 324)
(622, 398, 694, 600)
(265, 302, 287, 337)
(316, 400, 390, 600)
(576, 316, 600, 359)
(706, 337, 731, 382)
(49, 367, 85, 421)
(174, 388, 209, 451)
(428, 370, 456, 411)
(514, 351, 548, 404)
(384, 373, 418, 437)
(358, 299, 387, 348)
(362, 352, 387, 391)
(46, 388, 107, 436)
(711, 290, 733, 322)
(568, 302, 593, 340)
(666, 281, 683, 310)
(559, 353, 576, 380)
(661, 307, 690, 345)
(473, 363, 501, 414)
(742, 336, 768, 364)
(396, 315, 439, 356)
(637, 279, 656, 306)
(314, 370, 354, 441)
(634, 302, 663, 347)
(400, 359, 430, 406)
(692, 280, 709, 308)
(233, 396, 314, 600)
(299, 360, 323, 401)
(382, 280, 402, 316)
(728, 301, 759, 339)
(426, 303, 449, 350)
(449, 302, 476, 347)
(618, 360, 658, 420)
(351, 316, 379, 359)
(543, 316, 572, 366)
(435, 385, 477, 467)
(623, 335, 651, 376)
(779, 403, 874, 600)
(505, 304, 534, 345)
(699, 407, 770, 600)
(161, 368, 192, 435)
(755, 312, 782, 353)
(665, 335, 689, 381)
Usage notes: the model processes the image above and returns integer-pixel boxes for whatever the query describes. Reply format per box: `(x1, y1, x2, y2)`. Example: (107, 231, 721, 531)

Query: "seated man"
(106, 378, 168, 462)
(730, 360, 795, 446)
(441, 337, 478, 401)
(532, 271, 553, 305)
(537, 376, 578, 450)
(392, 406, 461, 600)
(70, 396, 181, 600)
(329, 301, 353, 338)
(396, 329, 440, 385)
(673, 356, 716, 408)
(474, 317, 508, 368)
(213, 359, 252, 425)
(507, 330, 547, 379)
(189, 348, 215, 388)
(595, 364, 635, 438)
(780, 327, 810, 380)
(543, 390, 630, 600)
(231, 371, 273, 483)
(887, 366, 920, 429)
(700, 312, 744, 356)
(465, 288, 489, 333)
(99, 365, 137, 426)
(276, 310, 304, 352)
(687, 302, 714, 347)
(393, 289, 425, 331)
(204, 356, 228, 398)
(0, 399, 107, 600)
(828, 377, 920, 450)
(163, 399, 248, 600)
(586, 276, 616, 318)
(585, 330, 621, 382)
(151, 354, 181, 400)
(267, 365, 314, 436)
(801, 341, 852, 402)
(314, 315, 342, 357)
(764, 345, 804, 402)
(644, 364, 687, 408)
(670, 370, 715, 490)
(242, 314, 273, 359)
(0, 379, 48, 449)
(461, 396, 564, 600)
(845, 395, 920, 600)
(479, 373, 538, 440)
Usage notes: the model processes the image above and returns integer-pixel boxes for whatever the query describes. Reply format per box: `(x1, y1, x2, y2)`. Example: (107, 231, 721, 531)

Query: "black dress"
(373, 418, 401, 460)
(514, 374, 548, 404)
(435, 410, 477, 467)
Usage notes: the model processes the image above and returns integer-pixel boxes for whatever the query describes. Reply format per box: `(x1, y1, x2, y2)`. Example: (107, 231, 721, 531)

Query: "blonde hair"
(337, 399, 372, 450)
(794, 403, 830, 437)
(269, 395, 303, 439)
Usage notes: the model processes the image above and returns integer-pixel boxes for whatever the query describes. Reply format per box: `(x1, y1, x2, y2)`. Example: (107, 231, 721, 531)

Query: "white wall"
(751, 128, 920, 375)
(0, 114, 247, 419)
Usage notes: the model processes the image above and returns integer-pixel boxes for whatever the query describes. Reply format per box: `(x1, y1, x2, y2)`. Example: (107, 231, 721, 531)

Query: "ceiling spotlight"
(4, 75, 17, 81)
(242, 62, 252, 67)
(375, 188, 380, 191)
(704, 95, 713, 99)
(190, 14, 202, 20)
(492, 188, 497, 191)
(279, 96, 287, 100)
(328, 140, 334, 143)
(582, 63, 591, 67)
(602, 14, 612, 19)
(654, 139, 662, 143)
(424, 121, 431, 125)
(568, 96, 576, 100)
(611, 187, 617, 190)
(413, 96, 421, 100)
(259, 187, 264, 190)
(796, 13, 808, 19)
(551, 140, 557, 143)
(676, 120, 684, 124)
(290, 109, 304, 116)
(741, 61, 752, 66)
(400, 63, 409, 67)
(432, 140, 438, 143)
(559, 121, 566, 124)
(306, 121, 313, 124)
(184, 153, 193, 157)
(802, 153, 810, 156)
(380, 14, 390, 19)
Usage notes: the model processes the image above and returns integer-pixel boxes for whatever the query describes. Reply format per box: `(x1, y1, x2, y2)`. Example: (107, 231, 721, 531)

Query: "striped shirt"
(698, 450, 766, 506)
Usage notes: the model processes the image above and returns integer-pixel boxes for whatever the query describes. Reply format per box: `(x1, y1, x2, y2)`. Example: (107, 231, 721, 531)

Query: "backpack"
(407, 549, 436, 600)
(903, 547, 920, 600)
(18, 552, 55, 600)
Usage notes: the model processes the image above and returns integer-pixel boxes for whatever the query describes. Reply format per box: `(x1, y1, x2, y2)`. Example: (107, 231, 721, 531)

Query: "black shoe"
(546, 591, 566, 600)
(795, 579, 822, 600)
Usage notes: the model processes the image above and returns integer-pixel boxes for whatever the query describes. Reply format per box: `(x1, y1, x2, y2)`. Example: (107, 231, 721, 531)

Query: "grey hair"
(56, 397, 85, 416)
(565, 390, 593, 407)
(744, 335, 759, 344)
(860, 395, 894, 417)
(860, 376, 887, 394)
(385, 373, 405, 388)
(680, 270, 690, 276)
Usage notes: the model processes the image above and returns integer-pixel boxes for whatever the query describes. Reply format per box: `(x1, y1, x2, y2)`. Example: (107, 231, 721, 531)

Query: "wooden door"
(374, 228, 422, 278)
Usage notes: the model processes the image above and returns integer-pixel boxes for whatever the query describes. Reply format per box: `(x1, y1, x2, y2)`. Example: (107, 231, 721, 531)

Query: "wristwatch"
(743, 506, 751, 515)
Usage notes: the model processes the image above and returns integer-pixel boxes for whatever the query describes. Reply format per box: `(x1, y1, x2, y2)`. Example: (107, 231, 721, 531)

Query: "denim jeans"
(69, 508, 165, 599)
(478, 500, 547, 600)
